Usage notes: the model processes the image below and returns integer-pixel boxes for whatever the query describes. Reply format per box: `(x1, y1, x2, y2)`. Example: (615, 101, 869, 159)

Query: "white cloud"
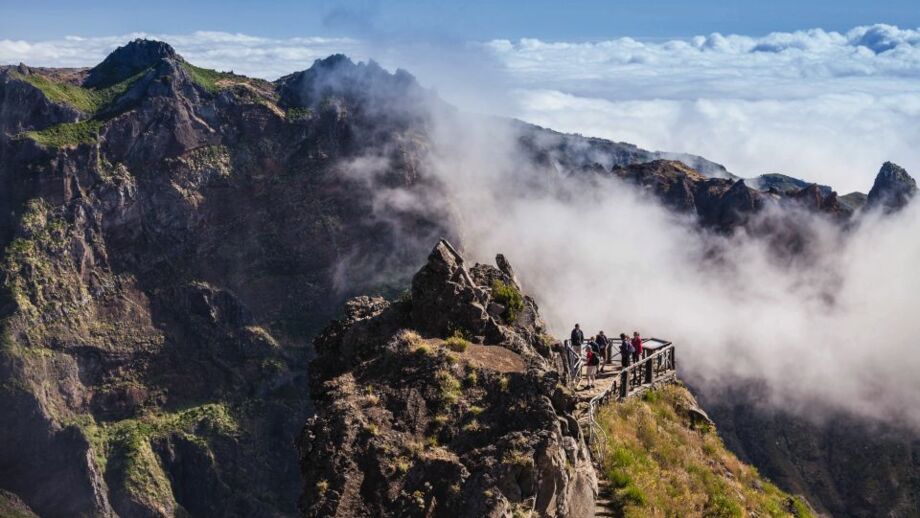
(480, 25, 920, 193)
(0, 32, 364, 79)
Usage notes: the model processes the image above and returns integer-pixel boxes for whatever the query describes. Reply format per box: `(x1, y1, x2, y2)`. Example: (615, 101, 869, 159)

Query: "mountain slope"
(597, 385, 815, 518)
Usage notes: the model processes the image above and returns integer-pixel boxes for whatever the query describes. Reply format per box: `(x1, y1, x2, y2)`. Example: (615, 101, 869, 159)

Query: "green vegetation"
(13, 69, 149, 148)
(14, 69, 145, 114)
(180, 61, 235, 93)
(444, 331, 470, 353)
(0, 491, 37, 518)
(67, 403, 238, 477)
(491, 280, 524, 322)
(597, 385, 815, 518)
(435, 370, 462, 406)
(1, 199, 77, 320)
(22, 119, 103, 148)
(286, 106, 313, 122)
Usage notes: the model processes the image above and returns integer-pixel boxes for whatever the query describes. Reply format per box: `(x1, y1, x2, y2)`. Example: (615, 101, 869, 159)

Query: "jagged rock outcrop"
(866, 161, 917, 213)
(298, 241, 596, 517)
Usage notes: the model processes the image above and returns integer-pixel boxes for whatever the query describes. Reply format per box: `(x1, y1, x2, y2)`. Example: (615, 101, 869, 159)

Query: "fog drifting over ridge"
(397, 110, 920, 430)
(4, 24, 920, 192)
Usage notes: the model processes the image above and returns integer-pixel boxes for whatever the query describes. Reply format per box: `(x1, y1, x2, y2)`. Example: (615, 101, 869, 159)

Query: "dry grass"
(597, 385, 815, 518)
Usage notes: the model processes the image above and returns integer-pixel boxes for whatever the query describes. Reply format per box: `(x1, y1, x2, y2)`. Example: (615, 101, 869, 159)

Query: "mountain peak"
(276, 53, 426, 110)
(867, 161, 917, 213)
(85, 39, 177, 88)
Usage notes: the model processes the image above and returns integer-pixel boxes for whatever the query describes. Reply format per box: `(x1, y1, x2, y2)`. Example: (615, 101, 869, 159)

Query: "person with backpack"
(619, 333, 632, 368)
(583, 340, 600, 388)
(596, 331, 610, 372)
(631, 331, 643, 362)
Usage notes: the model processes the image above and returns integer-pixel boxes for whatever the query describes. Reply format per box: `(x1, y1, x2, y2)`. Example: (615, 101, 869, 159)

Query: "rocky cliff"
(0, 39, 455, 517)
(299, 241, 596, 517)
(0, 39, 703, 517)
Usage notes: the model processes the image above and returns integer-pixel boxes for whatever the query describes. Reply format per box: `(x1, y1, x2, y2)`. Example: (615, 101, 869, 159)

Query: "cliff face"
(0, 40, 453, 517)
(299, 241, 596, 517)
(699, 388, 920, 518)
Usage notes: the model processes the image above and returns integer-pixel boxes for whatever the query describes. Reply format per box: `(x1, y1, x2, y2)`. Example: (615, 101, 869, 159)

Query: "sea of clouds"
(3, 25, 920, 192)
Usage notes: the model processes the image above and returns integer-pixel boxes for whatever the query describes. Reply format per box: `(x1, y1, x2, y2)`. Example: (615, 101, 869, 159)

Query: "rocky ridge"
(299, 240, 596, 517)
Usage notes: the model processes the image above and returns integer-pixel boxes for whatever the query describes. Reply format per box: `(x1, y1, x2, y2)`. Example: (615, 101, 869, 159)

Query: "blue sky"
(2, 0, 919, 41)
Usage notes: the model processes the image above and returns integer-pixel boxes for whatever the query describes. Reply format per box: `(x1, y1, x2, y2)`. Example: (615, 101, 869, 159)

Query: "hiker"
(584, 340, 600, 388)
(596, 331, 610, 372)
(631, 331, 643, 362)
(619, 333, 632, 368)
(570, 323, 584, 351)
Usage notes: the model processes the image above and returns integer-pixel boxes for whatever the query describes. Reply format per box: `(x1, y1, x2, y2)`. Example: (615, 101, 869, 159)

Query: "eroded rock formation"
(298, 241, 596, 517)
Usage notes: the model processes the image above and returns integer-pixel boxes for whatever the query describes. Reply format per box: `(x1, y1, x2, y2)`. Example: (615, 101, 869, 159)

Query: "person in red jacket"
(631, 331, 643, 362)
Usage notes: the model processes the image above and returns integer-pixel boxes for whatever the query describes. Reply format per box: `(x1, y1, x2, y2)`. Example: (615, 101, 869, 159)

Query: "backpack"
(586, 349, 599, 366)
(623, 339, 634, 355)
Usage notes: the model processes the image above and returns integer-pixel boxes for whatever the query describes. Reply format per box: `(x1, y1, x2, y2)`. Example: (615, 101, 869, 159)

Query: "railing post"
(644, 358, 653, 384)
(619, 370, 628, 398)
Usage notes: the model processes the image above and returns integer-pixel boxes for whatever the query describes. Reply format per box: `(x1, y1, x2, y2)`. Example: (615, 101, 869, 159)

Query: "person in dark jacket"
(570, 324, 584, 349)
(619, 333, 632, 368)
(596, 331, 610, 372)
(631, 331, 643, 362)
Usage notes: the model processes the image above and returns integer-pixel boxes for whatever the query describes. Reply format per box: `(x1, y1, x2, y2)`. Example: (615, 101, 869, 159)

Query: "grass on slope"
(179, 61, 269, 94)
(14, 69, 147, 148)
(22, 119, 103, 148)
(597, 385, 815, 518)
(14, 69, 146, 114)
(66, 403, 238, 507)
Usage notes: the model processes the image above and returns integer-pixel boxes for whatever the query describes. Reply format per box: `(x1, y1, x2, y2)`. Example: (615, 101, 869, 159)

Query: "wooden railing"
(563, 338, 677, 458)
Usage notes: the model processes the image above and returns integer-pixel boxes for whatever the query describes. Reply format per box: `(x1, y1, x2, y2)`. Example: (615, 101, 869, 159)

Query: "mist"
(345, 98, 920, 430)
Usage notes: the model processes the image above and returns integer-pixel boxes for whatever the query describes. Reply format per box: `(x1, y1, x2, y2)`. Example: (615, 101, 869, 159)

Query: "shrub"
(436, 370, 462, 406)
(462, 420, 481, 432)
(491, 280, 524, 322)
(285, 106, 313, 121)
(445, 334, 470, 353)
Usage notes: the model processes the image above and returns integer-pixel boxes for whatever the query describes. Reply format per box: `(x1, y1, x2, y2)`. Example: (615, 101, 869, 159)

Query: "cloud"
(479, 25, 920, 193)
(0, 32, 364, 79)
(392, 105, 920, 430)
